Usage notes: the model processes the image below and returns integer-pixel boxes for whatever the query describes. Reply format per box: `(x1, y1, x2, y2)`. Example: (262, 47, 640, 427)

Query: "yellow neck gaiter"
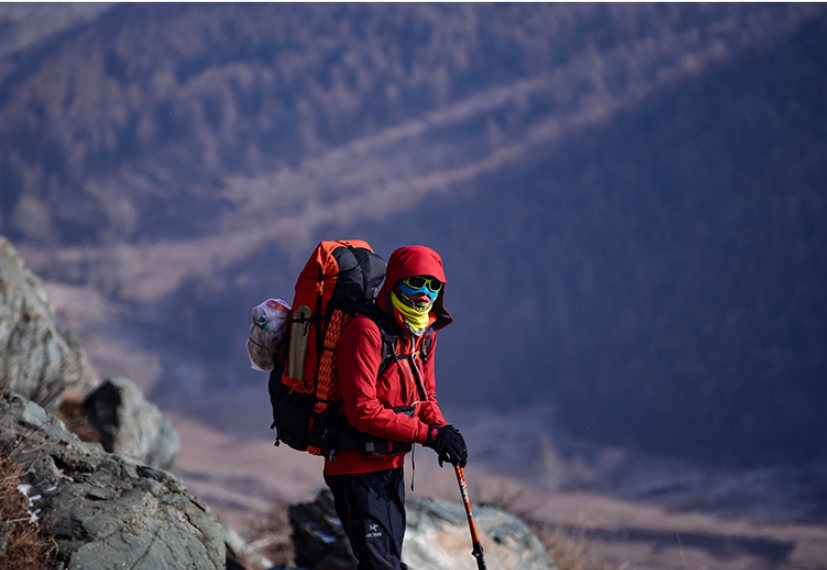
(391, 291, 431, 333)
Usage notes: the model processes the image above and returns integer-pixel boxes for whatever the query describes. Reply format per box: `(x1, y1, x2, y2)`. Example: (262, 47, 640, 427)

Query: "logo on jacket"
(366, 522, 382, 539)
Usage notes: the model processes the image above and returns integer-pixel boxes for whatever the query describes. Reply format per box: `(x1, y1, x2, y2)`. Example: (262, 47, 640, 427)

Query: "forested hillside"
(1, 3, 825, 467)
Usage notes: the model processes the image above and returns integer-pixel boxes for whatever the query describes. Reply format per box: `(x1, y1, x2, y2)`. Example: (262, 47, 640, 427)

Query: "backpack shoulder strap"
(421, 334, 433, 363)
(350, 303, 398, 379)
(358, 305, 433, 403)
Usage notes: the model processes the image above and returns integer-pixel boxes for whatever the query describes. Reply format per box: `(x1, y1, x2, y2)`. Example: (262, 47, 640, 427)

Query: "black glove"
(424, 424, 467, 468)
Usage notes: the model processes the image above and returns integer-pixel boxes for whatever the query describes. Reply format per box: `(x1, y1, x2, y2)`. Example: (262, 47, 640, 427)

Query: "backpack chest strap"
(391, 350, 428, 403)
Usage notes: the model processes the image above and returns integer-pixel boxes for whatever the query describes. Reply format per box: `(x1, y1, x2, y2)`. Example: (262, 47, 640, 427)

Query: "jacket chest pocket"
(379, 364, 411, 406)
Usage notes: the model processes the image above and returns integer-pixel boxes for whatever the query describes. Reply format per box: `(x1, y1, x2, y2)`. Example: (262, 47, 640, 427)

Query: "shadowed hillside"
(1, 3, 825, 469)
(359, 18, 827, 464)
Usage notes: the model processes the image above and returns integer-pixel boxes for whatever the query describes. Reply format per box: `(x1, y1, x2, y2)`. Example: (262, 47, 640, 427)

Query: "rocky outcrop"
(0, 391, 225, 570)
(289, 489, 557, 570)
(0, 236, 99, 410)
(406, 497, 558, 570)
(1, 235, 178, 471)
(289, 490, 355, 570)
(83, 376, 180, 472)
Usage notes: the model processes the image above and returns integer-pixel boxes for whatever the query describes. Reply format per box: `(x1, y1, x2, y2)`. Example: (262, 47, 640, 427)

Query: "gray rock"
(223, 517, 276, 570)
(83, 376, 180, 472)
(289, 489, 557, 570)
(0, 236, 99, 410)
(0, 390, 225, 570)
(289, 489, 356, 570)
(405, 497, 558, 570)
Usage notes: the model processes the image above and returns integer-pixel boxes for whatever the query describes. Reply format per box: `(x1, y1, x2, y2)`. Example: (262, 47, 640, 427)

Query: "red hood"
(378, 245, 452, 331)
(384, 245, 446, 286)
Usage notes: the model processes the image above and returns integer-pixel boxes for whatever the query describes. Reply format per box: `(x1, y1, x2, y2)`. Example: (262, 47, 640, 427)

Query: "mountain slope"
(1, 3, 825, 467)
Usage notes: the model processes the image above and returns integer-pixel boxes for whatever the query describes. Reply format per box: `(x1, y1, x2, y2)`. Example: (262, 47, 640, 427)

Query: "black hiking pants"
(324, 467, 408, 570)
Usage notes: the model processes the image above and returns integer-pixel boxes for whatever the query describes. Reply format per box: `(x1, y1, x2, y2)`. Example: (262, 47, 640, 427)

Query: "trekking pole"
(455, 465, 488, 570)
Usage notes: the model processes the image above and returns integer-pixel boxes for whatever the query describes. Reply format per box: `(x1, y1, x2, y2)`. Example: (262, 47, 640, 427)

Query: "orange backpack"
(268, 240, 389, 455)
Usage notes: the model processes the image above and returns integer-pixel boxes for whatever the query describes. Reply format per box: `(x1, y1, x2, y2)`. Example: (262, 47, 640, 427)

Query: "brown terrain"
(166, 408, 827, 570)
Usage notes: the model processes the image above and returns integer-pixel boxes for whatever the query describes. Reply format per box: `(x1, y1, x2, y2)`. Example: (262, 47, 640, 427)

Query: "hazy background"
(1, 3, 826, 520)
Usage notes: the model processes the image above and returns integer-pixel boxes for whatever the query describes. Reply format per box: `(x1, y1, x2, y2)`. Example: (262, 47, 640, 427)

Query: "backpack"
(268, 240, 429, 459)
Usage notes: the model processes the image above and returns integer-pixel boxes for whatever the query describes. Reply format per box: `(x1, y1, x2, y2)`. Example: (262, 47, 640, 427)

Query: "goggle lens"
(402, 276, 443, 293)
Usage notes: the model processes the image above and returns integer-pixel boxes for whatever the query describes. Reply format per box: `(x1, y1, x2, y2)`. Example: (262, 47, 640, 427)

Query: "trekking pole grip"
(455, 465, 488, 570)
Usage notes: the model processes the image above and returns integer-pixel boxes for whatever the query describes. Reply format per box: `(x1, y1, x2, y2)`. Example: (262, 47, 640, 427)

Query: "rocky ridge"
(0, 391, 226, 569)
(84, 376, 180, 473)
(0, 236, 99, 410)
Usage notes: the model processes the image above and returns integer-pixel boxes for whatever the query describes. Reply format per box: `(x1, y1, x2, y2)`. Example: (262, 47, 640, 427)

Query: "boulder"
(289, 489, 355, 570)
(0, 391, 225, 570)
(83, 376, 180, 472)
(222, 516, 283, 570)
(405, 497, 558, 570)
(289, 489, 557, 570)
(0, 236, 99, 410)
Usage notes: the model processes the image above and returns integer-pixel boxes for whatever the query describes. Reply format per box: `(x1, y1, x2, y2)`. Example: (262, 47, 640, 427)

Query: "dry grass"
(479, 484, 614, 570)
(55, 390, 102, 445)
(531, 523, 614, 570)
(0, 450, 54, 570)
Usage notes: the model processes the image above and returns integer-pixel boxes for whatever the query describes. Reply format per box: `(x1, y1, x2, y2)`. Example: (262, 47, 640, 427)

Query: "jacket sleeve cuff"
(416, 424, 437, 445)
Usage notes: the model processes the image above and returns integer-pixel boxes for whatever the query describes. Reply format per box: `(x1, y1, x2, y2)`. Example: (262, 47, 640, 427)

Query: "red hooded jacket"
(324, 246, 453, 476)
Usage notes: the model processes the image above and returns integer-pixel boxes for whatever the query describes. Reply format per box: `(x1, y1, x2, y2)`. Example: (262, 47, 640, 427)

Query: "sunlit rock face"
(0, 391, 225, 570)
(83, 376, 180, 472)
(0, 236, 99, 410)
(288, 488, 557, 570)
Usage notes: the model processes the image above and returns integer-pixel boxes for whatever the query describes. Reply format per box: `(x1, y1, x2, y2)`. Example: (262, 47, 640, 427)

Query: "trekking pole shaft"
(455, 465, 488, 570)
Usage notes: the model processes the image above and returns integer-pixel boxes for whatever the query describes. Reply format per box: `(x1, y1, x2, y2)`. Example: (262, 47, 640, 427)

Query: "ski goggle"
(400, 275, 443, 295)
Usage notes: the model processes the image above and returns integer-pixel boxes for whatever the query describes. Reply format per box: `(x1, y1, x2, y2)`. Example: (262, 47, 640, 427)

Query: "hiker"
(324, 245, 467, 570)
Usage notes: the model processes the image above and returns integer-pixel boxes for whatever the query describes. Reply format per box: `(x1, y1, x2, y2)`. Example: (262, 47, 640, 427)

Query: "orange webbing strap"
(315, 309, 342, 412)
(315, 310, 354, 414)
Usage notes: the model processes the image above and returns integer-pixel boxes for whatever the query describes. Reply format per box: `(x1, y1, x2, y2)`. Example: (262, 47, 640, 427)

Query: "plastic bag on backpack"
(246, 298, 291, 372)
